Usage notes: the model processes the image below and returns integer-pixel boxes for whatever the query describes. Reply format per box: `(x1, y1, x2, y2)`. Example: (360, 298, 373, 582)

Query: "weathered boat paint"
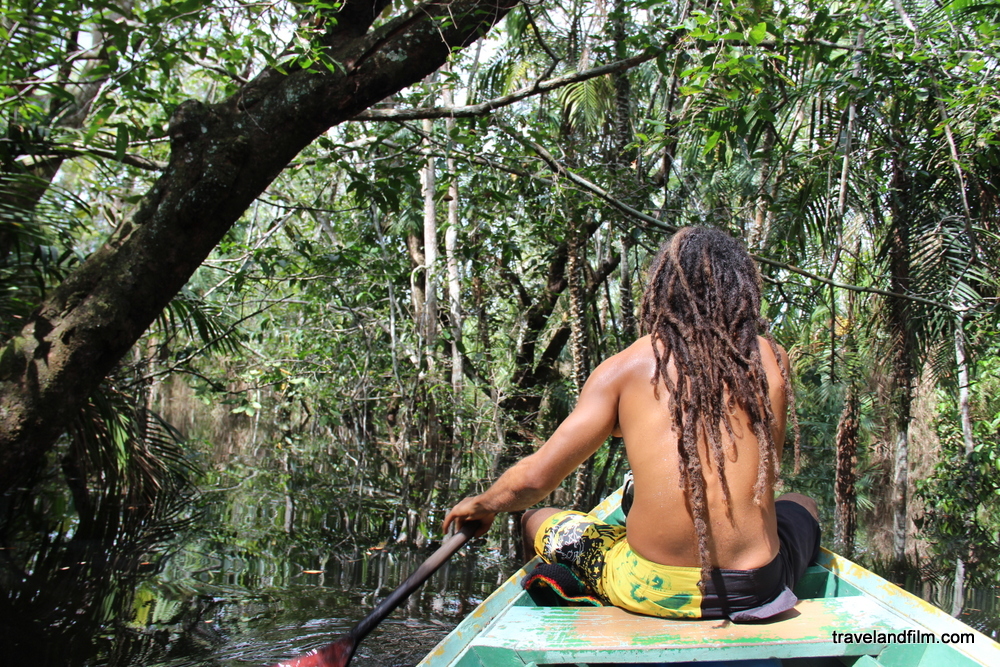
(815, 550, 1000, 667)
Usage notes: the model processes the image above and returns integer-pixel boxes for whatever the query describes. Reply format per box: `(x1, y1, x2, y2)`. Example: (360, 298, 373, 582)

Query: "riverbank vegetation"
(2, 0, 999, 656)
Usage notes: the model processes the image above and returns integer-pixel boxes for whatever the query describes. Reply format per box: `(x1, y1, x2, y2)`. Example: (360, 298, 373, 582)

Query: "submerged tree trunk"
(0, 0, 520, 495)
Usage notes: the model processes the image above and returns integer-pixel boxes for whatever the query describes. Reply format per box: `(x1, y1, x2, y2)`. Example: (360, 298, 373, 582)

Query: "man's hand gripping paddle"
(270, 520, 481, 667)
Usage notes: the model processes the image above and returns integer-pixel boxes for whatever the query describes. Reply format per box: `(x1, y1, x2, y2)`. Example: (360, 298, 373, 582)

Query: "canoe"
(418, 487, 1000, 666)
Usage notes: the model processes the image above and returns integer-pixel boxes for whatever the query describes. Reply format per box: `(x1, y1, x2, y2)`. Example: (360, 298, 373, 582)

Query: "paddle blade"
(271, 634, 355, 667)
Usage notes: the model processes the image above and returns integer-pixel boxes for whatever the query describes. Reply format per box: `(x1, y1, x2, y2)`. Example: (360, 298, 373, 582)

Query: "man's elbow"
(517, 463, 561, 499)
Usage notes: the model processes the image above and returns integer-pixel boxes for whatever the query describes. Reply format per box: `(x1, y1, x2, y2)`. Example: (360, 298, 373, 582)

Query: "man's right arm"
(442, 352, 627, 535)
(442, 454, 558, 536)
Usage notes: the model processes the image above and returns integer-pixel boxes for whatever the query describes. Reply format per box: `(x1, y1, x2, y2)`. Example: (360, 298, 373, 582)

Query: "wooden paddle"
(270, 520, 481, 667)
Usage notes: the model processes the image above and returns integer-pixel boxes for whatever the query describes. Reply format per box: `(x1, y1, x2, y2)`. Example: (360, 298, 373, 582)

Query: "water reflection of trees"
(0, 386, 197, 665)
(0, 372, 508, 667)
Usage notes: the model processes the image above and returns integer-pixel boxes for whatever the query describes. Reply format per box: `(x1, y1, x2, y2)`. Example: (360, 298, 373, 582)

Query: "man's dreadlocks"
(639, 226, 797, 586)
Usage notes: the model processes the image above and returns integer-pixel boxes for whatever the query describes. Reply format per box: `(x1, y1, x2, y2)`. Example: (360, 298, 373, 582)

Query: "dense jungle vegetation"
(2, 0, 999, 654)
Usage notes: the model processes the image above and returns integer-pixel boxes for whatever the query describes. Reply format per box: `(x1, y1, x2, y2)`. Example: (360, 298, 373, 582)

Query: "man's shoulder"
(592, 336, 655, 384)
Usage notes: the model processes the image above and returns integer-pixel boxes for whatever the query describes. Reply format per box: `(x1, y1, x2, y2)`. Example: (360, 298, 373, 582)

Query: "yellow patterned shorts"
(533, 510, 704, 618)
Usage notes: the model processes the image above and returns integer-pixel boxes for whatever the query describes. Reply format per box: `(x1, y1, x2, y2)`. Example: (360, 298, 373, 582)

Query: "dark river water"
(2, 467, 998, 666)
(0, 465, 518, 667)
(126, 542, 511, 667)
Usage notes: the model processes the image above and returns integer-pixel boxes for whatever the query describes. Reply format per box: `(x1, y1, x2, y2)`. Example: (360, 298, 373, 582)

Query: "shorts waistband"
(616, 545, 792, 619)
(624, 543, 784, 590)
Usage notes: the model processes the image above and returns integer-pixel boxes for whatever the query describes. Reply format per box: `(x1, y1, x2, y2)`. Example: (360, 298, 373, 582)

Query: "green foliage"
(917, 351, 1000, 586)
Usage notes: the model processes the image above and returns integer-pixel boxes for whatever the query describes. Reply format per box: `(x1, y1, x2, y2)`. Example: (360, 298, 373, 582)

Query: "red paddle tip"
(270, 636, 354, 667)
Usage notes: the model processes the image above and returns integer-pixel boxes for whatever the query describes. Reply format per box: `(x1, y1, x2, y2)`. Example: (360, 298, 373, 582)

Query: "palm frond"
(67, 383, 198, 549)
(155, 289, 243, 357)
(557, 75, 615, 134)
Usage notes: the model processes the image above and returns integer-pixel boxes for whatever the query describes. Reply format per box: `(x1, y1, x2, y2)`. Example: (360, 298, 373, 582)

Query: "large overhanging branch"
(503, 125, 956, 312)
(0, 0, 521, 495)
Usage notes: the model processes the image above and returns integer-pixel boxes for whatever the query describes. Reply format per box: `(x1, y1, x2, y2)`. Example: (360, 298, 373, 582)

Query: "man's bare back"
(610, 333, 788, 570)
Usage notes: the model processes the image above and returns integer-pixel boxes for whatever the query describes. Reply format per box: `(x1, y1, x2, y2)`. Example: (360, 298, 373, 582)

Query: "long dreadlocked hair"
(639, 226, 797, 587)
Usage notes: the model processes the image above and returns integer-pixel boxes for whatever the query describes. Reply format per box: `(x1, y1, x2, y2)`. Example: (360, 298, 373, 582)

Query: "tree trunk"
(443, 73, 464, 500)
(422, 113, 440, 367)
(610, 0, 637, 345)
(955, 315, 974, 456)
(492, 214, 619, 476)
(834, 387, 859, 556)
(418, 96, 443, 509)
(951, 557, 966, 617)
(444, 79, 464, 394)
(887, 134, 915, 566)
(619, 233, 636, 342)
(0, 0, 520, 494)
(568, 213, 589, 393)
(408, 232, 427, 325)
(750, 126, 777, 251)
(952, 315, 973, 616)
(568, 209, 590, 509)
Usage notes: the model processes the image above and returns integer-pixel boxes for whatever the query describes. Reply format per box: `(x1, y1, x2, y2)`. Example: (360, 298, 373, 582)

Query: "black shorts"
(705, 499, 821, 621)
(774, 499, 822, 589)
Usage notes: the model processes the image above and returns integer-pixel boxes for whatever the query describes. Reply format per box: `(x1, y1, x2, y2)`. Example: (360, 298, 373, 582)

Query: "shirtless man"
(443, 226, 820, 620)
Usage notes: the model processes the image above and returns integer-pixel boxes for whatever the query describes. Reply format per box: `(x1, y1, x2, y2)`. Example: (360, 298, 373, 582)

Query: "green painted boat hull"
(419, 488, 1000, 666)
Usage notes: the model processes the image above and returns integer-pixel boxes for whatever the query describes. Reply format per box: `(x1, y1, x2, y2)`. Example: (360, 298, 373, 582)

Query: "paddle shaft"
(272, 520, 480, 667)
(351, 520, 480, 643)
